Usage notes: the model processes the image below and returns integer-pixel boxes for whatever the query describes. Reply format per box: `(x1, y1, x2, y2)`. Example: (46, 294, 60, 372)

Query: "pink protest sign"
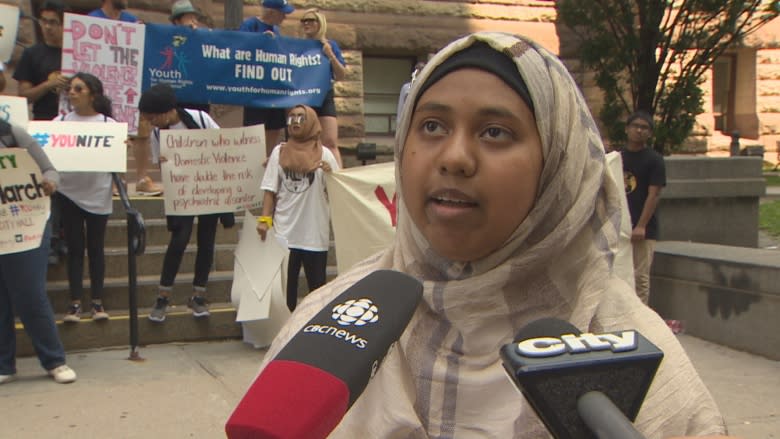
(60, 13, 145, 133)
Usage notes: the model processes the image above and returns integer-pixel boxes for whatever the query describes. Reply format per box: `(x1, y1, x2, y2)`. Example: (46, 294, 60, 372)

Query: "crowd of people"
(0, 2, 714, 438)
(0, 0, 346, 385)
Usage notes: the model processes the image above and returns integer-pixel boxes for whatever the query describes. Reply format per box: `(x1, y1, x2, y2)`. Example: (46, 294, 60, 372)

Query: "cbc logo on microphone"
(331, 298, 379, 326)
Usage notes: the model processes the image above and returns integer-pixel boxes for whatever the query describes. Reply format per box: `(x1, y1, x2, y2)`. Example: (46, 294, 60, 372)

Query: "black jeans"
(160, 214, 220, 289)
(286, 248, 328, 311)
(57, 193, 108, 301)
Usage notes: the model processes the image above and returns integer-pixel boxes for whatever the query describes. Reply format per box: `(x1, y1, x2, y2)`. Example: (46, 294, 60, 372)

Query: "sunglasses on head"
(300, 18, 317, 25)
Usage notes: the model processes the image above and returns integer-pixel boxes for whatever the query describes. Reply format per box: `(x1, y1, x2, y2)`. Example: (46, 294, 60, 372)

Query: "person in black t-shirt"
(621, 110, 666, 304)
(13, 1, 68, 121)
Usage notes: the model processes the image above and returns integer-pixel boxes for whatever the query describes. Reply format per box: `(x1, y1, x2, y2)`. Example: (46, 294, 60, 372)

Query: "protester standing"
(621, 110, 666, 304)
(299, 9, 346, 168)
(138, 85, 233, 322)
(256, 105, 339, 311)
(238, 0, 294, 157)
(13, 0, 69, 264)
(0, 119, 76, 385)
(54, 73, 118, 322)
(88, 0, 139, 22)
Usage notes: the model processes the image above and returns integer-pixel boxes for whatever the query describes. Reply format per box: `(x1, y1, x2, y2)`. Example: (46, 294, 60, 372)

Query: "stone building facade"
(4, 0, 780, 162)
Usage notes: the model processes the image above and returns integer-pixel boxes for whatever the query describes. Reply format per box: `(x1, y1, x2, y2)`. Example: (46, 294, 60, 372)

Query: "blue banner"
(142, 24, 331, 108)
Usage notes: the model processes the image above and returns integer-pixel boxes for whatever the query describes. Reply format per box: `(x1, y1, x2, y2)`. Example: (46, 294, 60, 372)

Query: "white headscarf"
(257, 32, 726, 438)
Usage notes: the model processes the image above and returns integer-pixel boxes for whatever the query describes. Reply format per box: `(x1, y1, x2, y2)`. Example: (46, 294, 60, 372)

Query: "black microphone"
(500, 318, 664, 439)
(226, 269, 423, 439)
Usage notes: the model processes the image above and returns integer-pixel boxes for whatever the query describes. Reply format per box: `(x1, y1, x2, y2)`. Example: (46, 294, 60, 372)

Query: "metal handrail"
(111, 173, 146, 361)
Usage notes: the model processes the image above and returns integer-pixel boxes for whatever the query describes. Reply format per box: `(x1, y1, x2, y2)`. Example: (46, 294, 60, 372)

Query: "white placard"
(0, 4, 20, 63)
(26, 120, 127, 172)
(160, 125, 264, 215)
(0, 96, 30, 129)
(0, 149, 51, 255)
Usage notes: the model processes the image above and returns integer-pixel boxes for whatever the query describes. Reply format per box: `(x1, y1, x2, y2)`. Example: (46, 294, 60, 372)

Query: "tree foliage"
(558, 0, 779, 153)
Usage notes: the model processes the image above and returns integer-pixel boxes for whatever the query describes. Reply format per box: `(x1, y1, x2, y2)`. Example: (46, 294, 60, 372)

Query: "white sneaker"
(47, 365, 77, 384)
(0, 373, 16, 385)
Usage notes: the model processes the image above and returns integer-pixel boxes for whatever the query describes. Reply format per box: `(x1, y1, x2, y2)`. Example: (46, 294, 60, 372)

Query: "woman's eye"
(422, 120, 444, 134)
(482, 126, 514, 141)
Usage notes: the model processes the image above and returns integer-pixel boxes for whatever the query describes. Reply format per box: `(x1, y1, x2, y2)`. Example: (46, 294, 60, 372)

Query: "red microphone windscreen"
(226, 360, 350, 439)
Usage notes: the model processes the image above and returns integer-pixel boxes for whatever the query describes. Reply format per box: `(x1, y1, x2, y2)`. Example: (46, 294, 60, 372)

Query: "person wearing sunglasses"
(55, 73, 119, 323)
(299, 9, 346, 168)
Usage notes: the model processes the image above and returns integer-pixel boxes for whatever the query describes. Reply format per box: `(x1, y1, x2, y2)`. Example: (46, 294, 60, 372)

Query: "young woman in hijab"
(256, 104, 340, 311)
(299, 8, 346, 167)
(56, 72, 117, 322)
(250, 33, 726, 437)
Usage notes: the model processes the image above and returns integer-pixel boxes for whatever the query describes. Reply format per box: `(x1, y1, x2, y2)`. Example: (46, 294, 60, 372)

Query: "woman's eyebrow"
(475, 106, 517, 120)
(414, 101, 452, 114)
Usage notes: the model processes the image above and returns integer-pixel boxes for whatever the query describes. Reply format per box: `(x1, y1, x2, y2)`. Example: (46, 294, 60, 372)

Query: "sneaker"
(47, 365, 77, 384)
(188, 295, 210, 318)
(148, 296, 169, 322)
(91, 302, 109, 321)
(135, 176, 163, 196)
(63, 303, 81, 323)
(0, 373, 16, 385)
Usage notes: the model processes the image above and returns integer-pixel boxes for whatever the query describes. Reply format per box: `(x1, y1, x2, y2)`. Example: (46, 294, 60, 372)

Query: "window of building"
(712, 55, 735, 133)
(363, 57, 416, 135)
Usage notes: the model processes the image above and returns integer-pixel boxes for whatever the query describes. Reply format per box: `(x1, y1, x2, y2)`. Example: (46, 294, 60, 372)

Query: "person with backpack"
(56, 73, 118, 322)
(137, 84, 234, 322)
(0, 119, 77, 385)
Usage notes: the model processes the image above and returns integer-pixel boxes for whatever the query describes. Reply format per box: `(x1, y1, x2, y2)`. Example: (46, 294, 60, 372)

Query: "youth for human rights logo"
(149, 35, 190, 82)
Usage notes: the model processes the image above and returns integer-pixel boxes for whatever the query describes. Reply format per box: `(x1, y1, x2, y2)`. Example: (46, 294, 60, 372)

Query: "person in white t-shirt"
(256, 105, 339, 311)
(137, 84, 233, 323)
(56, 73, 117, 323)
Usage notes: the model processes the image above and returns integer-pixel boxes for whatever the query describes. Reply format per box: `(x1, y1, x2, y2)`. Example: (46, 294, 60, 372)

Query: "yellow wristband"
(257, 216, 273, 227)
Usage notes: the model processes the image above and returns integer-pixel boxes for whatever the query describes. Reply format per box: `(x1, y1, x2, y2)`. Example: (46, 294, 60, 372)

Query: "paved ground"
(0, 335, 776, 438)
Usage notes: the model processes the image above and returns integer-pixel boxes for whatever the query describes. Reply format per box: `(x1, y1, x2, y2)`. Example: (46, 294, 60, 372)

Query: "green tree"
(558, 0, 779, 154)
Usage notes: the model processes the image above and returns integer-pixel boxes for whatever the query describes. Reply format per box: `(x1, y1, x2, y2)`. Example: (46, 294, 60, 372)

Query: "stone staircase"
(16, 147, 389, 357)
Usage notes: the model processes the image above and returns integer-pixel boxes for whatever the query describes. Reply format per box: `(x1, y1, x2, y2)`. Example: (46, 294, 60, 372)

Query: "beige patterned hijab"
(258, 32, 725, 438)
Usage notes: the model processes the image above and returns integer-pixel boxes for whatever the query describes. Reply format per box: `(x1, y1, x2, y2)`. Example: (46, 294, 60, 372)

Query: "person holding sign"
(137, 84, 232, 322)
(256, 105, 339, 311)
(299, 9, 346, 168)
(55, 73, 117, 323)
(0, 120, 77, 385)
(239, 0, 295, 157)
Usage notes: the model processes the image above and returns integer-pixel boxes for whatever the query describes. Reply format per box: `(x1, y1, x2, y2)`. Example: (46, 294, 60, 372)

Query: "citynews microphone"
(500, 318, 664, 439)
(226, 269, 423, 439)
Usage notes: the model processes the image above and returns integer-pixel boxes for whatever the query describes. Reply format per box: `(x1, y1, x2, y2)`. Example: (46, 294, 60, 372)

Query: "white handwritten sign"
(161, 125, 265, 215)
(0, 96, 30, 129)
(0, 4, 20, 63)
(61, 13, 145, 133)
(0, 149, 51, 255)
(26, 121, 127, 172)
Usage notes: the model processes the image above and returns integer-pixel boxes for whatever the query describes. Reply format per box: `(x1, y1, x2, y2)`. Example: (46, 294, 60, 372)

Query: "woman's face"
(68, 77, 94, 114)
(287, 107, 307, 137)
(401, 68, 543, 262)
(300, 16, 320, 38)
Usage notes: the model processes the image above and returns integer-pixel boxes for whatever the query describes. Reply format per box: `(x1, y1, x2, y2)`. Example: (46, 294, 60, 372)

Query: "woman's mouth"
(427, 189, 478, 219)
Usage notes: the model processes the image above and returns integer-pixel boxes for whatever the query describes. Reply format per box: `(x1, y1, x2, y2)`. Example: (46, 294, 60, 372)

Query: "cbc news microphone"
(226, 269, 423, 439)
(500, 318, 664, 439)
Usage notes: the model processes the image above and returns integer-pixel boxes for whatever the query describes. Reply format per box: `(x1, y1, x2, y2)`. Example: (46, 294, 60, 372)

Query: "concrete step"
(46, 243, 239, 280)
(15, 303, 242, 357)
(104, 216, 241, 247)
(44, 271, 235, 313)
